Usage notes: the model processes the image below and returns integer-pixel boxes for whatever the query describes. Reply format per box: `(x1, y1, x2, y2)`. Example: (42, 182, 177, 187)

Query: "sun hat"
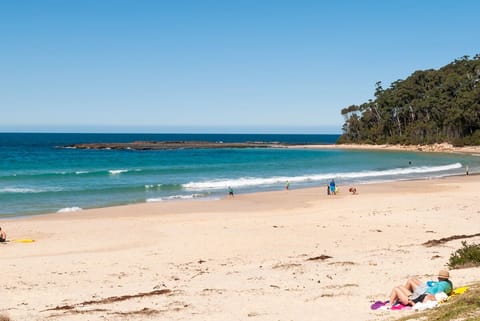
(438, 269, 450, 279)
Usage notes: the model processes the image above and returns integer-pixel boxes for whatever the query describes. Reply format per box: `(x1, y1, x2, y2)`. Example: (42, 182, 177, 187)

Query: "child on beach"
(0, 227, 6, 242)
(329, 179, 336, 195)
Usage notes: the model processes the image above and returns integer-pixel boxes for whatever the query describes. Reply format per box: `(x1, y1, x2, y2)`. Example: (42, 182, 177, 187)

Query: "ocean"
(0, 133, 478, 218)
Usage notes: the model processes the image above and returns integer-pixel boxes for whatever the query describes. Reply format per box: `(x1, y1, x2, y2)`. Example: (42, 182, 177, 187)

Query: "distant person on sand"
(228, 186, 234, 197)
(466, 164, 469, 175)
(286, 180, 290, 190)
(387, 269, 453, 307)
(329, 179, 336, 195)
(327, 184, 330, 195)
(0, 226, 6, 242)
(348, 187, 357, 195)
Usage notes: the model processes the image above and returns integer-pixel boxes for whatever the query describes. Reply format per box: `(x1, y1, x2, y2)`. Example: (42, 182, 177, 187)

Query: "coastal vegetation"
(448, 241, 480, 269)
(338, 55, 480, 146)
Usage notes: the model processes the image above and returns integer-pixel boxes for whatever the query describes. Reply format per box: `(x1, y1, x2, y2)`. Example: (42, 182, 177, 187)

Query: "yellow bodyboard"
(12, 239, 35, 243)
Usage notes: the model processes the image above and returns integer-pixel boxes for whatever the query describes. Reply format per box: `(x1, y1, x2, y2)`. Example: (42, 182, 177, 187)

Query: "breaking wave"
(146, 193, 207, 202)
(57, 207, 83, 213)
(183, 163, 462, 190)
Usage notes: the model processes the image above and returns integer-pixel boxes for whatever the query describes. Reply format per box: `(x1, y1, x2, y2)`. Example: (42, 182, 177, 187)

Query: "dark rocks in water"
(64, 141, 285, 150)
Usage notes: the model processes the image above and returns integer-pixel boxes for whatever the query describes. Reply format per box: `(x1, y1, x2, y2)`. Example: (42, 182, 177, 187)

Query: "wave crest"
(109, 169, 129, 175)
(183, 163, 463, 190)
(57, 207, 83, 213)
(146, 193, 206, 202)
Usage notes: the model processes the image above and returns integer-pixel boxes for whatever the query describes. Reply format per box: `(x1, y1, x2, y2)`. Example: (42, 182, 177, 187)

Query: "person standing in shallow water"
(228, 186, 234, 198)
(285, 180, 290, 190)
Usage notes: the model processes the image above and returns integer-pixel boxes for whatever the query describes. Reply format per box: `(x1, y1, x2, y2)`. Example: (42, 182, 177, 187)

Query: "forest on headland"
(338, 55, 480, 146)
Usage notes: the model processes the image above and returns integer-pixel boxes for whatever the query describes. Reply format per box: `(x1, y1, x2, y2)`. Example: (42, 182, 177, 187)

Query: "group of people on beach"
(326, 179, 356, 195)
(227, 179, 358, 197)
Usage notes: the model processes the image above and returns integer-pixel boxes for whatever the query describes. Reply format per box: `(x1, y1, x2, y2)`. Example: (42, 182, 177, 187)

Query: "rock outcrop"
(64, 141, 283, 150)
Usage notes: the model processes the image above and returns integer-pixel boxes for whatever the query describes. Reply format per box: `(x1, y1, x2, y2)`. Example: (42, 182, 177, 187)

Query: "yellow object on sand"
(12, 239, 35, 243)
(452, 287, 468, 295)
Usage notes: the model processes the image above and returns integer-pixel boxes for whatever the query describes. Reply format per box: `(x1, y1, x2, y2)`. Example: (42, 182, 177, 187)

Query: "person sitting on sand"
(388, 269, 453, 306)
(0, 226, 6, 242)
(348, 187, 357, 195)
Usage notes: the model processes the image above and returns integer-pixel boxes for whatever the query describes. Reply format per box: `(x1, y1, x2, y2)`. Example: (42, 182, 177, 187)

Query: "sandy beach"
(1, 175, 480, 321)
(288, 142, 480, 155)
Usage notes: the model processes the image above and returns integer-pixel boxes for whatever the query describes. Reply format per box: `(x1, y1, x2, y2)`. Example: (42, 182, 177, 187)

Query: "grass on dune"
(395, 282, 480, 321)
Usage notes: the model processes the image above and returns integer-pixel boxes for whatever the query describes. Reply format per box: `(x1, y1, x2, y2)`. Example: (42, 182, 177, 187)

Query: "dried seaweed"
(45, 289, 171, 311)
(110, 307, 162, 316)
(423, 233, 480, 247)
(306, 255, 332, 261)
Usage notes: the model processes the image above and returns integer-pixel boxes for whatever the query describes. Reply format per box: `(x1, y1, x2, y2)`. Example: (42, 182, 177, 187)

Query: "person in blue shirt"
(329, 179, 336, 195)
(388, 269, 453, 306)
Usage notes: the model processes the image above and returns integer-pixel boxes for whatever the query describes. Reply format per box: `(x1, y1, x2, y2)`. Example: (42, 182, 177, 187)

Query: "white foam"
(145, 184, 162, 189)
(0, 187, 42, 193)
(57, 207, 83, 213)
(335, 163, 462, 179)
(146, 194, 204, 202)
(75, 171, 89, 175)
(109, 169, 128, 175)
(183, 163, 463, 190)
(183, 176, 292, 190)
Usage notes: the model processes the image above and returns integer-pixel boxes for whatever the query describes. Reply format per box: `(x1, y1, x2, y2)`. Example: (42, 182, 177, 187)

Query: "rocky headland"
(64, 141, 285, 150)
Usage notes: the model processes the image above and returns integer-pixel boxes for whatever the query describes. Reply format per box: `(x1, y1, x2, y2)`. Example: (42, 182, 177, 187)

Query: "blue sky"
(1, 0, 479, 133)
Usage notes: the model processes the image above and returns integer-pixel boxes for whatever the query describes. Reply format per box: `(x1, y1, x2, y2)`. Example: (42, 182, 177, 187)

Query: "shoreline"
(288, 142, 480, 155)
(1, 170, 474, 222)
(2, 175, 480, 321)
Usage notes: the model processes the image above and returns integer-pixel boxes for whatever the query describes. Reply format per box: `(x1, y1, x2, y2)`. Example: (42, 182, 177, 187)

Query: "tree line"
(338, 55, 480, 146)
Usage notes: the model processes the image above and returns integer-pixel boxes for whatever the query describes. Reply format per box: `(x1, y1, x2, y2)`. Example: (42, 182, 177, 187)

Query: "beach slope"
(1, 176, 479, 321)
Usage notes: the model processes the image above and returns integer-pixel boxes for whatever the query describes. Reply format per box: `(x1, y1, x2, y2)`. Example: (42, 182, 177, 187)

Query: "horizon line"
(0, 131, 342, 135)
(0, 125, 343, 135)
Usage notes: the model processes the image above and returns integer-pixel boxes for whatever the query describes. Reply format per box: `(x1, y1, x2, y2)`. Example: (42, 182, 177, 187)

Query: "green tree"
(338, 55, 480, 145)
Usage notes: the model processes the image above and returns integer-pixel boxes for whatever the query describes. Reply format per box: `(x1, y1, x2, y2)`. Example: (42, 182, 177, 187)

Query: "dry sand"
(288, 142, 480, 155)
(1, 175, 479, 321)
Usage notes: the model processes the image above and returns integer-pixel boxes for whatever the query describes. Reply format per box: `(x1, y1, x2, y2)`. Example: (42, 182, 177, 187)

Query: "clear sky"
(1, 0, 479, 133)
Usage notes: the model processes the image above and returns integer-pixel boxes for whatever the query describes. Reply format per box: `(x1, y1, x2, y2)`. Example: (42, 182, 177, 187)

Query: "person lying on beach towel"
(371, 284, 468, 311)
(387, 269, 453, 307)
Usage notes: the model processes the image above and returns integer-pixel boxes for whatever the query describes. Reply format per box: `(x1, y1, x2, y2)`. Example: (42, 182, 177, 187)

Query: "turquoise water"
(0, 133, 478, 218)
